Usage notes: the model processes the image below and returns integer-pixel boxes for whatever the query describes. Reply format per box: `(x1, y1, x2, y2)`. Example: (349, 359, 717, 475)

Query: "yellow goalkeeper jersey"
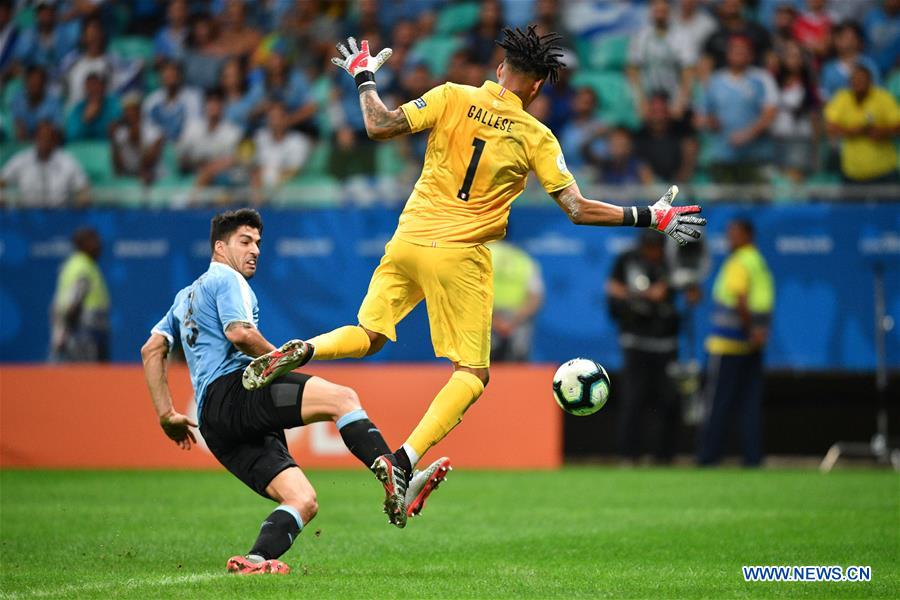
(396, 80, 575, 247)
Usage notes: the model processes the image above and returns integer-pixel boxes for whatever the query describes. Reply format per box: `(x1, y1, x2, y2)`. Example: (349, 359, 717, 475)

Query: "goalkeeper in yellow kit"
(244, 27, 706, 527)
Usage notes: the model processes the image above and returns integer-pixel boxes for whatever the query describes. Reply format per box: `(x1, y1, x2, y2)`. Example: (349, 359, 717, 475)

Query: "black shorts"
(200, 369, 312, 499)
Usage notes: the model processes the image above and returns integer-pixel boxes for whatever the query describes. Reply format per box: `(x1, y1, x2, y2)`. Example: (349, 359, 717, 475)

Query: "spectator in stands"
(699, 219, 774, 468)
(558, 87, 607, 176)
(696, 36, 777, 184)
(220, 57, 261, 133)
(182, 11, 227, 91)
(0, 0, 18, 79)
(49, 227, 110, 363)
(670, 0, 718, 70)
(214, 0, 262, 60)
(350, 0, 387, 41)
(445, 49, 482, 90)
(10, 65, 62, 141)
(768, 1, 799, 69)
(543, 50, 578, 135)
(863, 0, 900, 75)
(13, 0, 79, 76)
(250, 52, 317, 134)
(607, 231, 681, 465)
(142, 59, 202, 141)
(490, 239, 544, 363)
(330, 73, 378, 180)
(628, 0, 693, 120)
(703, 0, 772, 70)
(585, 128, 654, 186)
(772, 40, 820, 181)
(824, 63, 900, 184)
(820, 21, 880, 100)
(0, 121, 89, 207)
(281, 0, 343, 73)
(153, 0, 190, 62)
(65, 72, 121, 141)
(252, 102, 312, 201)
(792, 0, 835, 60)
(635, 92, 698, 183)
(65, 17, 114, 108)
(467, 0, 504, 65)
(533, 0, 573, 48)
(827, 0, 877, 23)
(110, 92, 163, 185)
(176, 87, 242, 187)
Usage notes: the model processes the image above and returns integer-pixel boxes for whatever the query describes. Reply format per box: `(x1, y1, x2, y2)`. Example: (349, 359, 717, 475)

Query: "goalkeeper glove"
(331, 36, 392, 93)
(624, 185, 706, 246)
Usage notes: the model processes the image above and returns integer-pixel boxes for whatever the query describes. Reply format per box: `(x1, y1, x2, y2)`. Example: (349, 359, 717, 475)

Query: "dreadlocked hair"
(495, 25, 565, 84)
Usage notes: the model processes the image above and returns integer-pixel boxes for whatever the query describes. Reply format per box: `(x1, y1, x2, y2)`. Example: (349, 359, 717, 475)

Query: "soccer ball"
(552, 358, 610, 416)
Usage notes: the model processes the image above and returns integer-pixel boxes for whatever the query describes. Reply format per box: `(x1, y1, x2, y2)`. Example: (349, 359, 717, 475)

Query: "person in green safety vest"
(49, 227, 110, 362)
(698, 218, 774, 466)
(489, 239, 544, 362)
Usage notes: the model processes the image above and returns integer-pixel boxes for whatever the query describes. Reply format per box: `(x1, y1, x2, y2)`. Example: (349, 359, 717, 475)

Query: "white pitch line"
(1, 572, 224, 599)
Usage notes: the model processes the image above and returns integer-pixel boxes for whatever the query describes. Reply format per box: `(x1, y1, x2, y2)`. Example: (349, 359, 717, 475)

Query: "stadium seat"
(585, 35, 631, 72)
(270, 174, 342, 207)
(376, 142, 405, 177)
(409, 35, 462, 78)
(67, 141, 114, 184)
(0, 141, 26, 167)
(12, 5, 34, 27)
(303, 139, 332, 176)
(887, 69, 900, 103)
(311, 76, 334, 138)
(0, 78, 19, 140)
(92, 178, 146, 208)
(435, 3, 480, 35)
(109, 36, 155, 64)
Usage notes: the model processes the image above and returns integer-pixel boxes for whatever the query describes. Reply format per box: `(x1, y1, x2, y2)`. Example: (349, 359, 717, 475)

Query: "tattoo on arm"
(359, 89, 411, 139)
(225, 322, 254, 332)
(551, 185, 583, 223)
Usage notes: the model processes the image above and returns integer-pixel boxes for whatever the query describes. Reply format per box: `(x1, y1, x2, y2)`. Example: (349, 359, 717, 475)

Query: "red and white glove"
(331, 37, 392, 93)
(649, 186, 706, 246)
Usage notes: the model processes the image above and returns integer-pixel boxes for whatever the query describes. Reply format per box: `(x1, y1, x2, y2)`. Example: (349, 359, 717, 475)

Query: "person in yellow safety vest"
(49, 227, 110, 362)
(698, 218, 774, 466)
(489, 239, 544, 362)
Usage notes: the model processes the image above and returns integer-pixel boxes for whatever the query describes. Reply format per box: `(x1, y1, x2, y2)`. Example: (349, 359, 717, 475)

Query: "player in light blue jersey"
(140, 209, 447, 575)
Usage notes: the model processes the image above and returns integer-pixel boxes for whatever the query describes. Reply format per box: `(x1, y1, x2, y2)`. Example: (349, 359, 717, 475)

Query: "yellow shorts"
(357, 237, 493, 368)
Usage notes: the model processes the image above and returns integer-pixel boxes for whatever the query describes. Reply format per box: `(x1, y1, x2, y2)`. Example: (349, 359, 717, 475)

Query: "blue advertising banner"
(1, 204, 898, 369)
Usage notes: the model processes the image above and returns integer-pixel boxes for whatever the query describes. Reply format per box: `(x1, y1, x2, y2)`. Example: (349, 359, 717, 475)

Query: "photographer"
(606, 232, 680, 464)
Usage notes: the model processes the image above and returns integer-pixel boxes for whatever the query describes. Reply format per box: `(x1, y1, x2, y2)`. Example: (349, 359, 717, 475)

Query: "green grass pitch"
(1, 468, 897, 599)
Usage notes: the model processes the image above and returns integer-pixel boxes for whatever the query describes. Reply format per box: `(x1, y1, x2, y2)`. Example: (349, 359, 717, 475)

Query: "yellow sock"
(308, 325, 371, 360)
(405, 371, 485, 459)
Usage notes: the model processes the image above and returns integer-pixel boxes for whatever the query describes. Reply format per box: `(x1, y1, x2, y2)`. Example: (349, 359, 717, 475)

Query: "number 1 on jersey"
(457, 137, 486, 201)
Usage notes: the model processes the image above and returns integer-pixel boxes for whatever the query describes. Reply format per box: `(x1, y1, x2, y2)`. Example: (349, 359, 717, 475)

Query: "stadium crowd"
(0, 0, 898, 207)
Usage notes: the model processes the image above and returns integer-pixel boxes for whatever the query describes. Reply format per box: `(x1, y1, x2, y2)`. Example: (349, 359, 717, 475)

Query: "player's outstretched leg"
(228, 468, 316, 575)
(302, 378, 408, 528)
(393, 369, 486, 475)
(371, 455, 409, 528)
(405, 456, 452, 518)
(243, 339, 313, 390)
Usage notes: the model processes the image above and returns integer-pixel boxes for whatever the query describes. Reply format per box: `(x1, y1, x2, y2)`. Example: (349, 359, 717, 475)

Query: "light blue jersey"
(152, 262, 258, 417)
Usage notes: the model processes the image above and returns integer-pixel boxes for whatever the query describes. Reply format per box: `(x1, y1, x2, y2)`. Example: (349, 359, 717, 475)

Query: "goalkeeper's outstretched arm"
(550, 182, 707, 246)
(359, 90, 411, 140)
(331, 36, 410, 140)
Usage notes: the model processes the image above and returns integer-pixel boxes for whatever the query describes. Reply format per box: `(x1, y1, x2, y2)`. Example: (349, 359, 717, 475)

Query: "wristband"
(635, 207, 652, 227)
(623, 207, 651, 227)
(355, 71, 376, 92)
